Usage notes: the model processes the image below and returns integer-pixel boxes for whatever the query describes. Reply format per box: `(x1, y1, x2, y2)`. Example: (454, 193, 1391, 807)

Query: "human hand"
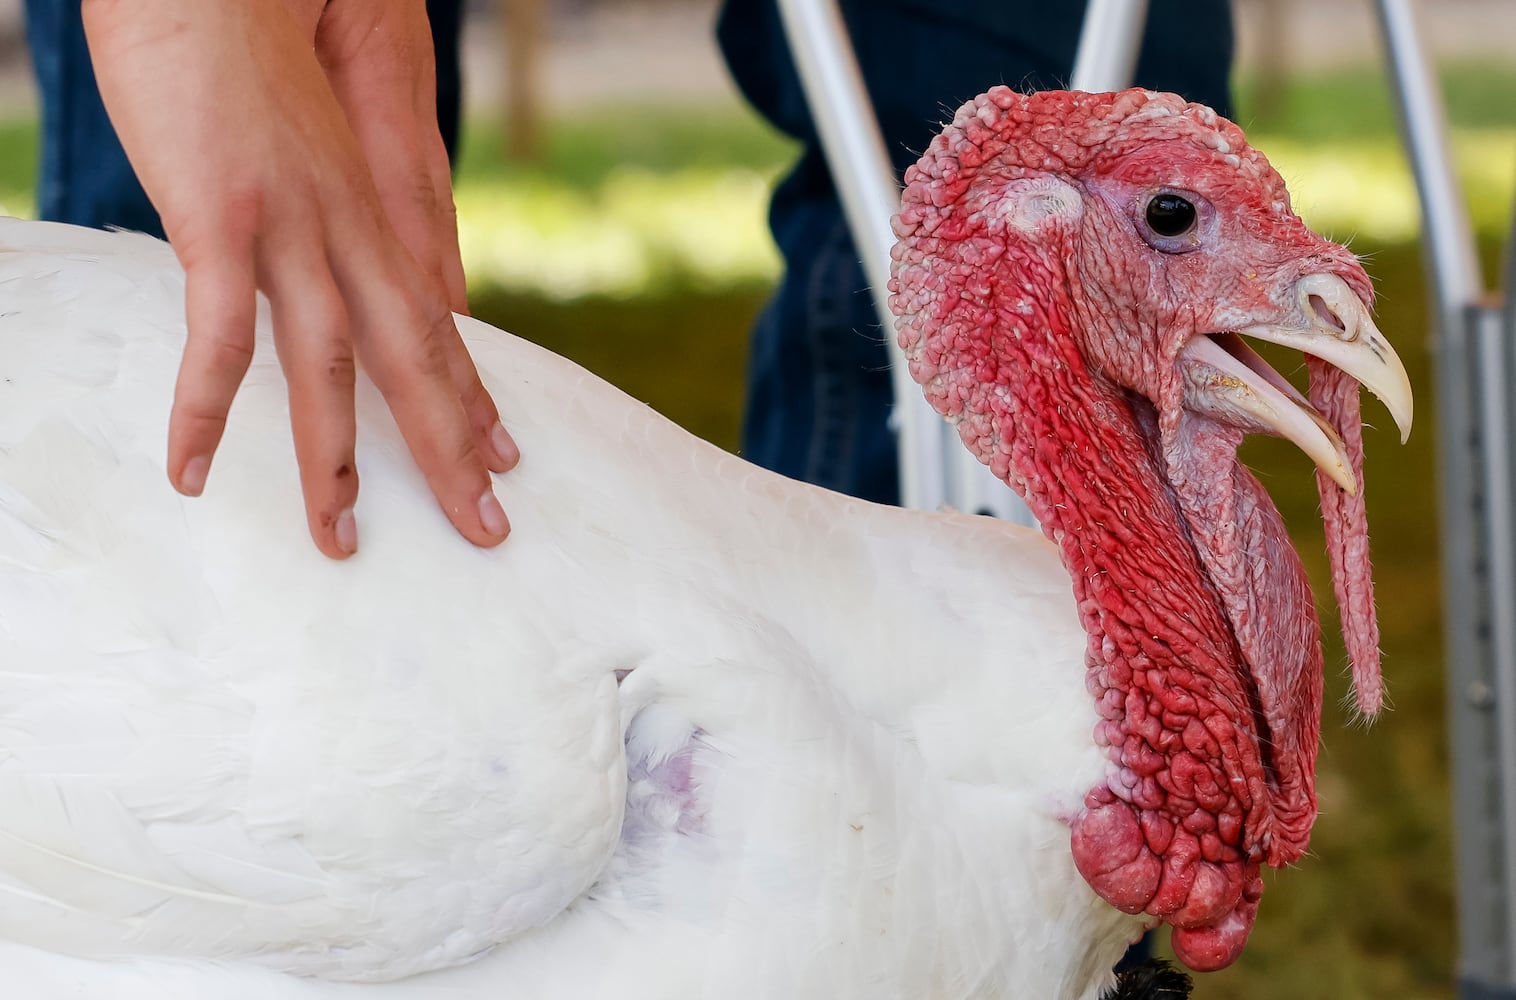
(309, 0, 471, 314)
(82, 0, 518, 559)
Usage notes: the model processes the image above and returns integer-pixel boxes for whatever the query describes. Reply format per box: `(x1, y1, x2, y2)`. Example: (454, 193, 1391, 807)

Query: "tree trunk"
(503, 0, 546, 161)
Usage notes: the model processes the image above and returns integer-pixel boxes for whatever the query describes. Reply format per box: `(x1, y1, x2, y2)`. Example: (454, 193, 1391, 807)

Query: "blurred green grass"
(1234, 61, 1516, 138)
(0, 119, 38, 219)
(3, 70, 1512, 297)
(2, 61, 1514, 1000)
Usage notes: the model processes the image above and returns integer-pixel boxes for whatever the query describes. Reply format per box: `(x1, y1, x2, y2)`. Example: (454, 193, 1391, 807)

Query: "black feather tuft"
(1099, 958, 1194, 1000)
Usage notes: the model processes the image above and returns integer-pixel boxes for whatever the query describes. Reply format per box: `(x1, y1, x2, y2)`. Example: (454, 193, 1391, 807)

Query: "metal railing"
(1376, 1, 1516, 994)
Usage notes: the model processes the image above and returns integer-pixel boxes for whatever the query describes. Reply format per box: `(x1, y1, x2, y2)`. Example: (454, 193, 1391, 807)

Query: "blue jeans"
(23, 0, 161, 237)
(719, 0, 1235, 507)
(22, 0, 466, 237)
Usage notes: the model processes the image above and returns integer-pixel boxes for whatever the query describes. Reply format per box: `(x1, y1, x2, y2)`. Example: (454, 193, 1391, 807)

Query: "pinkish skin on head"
(889, 87, 1386, 971)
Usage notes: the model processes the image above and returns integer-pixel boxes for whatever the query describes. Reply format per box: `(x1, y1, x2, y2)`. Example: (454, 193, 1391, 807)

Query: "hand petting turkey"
(81, 0, 518, 559)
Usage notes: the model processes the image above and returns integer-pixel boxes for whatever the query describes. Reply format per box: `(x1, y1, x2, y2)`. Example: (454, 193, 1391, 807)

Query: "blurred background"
(0, 1, 1512, 997)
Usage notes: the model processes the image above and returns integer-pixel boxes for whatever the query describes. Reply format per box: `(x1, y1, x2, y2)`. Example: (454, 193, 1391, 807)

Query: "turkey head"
(889, 88, 1412, 972)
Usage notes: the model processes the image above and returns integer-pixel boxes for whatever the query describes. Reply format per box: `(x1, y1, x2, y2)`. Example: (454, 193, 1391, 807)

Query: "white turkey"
(0, 87, 1411, 999)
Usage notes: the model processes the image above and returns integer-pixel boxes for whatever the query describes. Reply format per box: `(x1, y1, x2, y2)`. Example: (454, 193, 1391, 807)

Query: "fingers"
(371, 305, 512, 547)
(174, 168, 510, 559)
(441, 324, 519, 474)
(88, 0, 513, 557)
(260, 237, 362, 560)
(318, 14, 510, 487)
(317, 2, 464, 306)
(172, 231, 258, 498)
(181, 209, 509, 558)
(331, 233, 511, 548)
(423, 130, 470, 316)
(355, 128, 513, 476)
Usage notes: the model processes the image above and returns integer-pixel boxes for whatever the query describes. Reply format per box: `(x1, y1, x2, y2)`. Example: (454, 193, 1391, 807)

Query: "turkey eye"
(1145, 194, 1197, 237)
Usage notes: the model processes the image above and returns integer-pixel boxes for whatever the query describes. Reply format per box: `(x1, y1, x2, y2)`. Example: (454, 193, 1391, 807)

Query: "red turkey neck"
(888, 84, 1409, 973)
(895, 232, 1322, 968)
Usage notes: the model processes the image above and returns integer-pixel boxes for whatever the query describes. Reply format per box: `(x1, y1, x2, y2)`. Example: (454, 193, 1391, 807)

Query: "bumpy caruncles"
(889, 87, 1411, 971)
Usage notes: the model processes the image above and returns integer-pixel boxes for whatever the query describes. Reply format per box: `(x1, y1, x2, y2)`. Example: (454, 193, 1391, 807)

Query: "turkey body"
(0, 220, 1141, 1000)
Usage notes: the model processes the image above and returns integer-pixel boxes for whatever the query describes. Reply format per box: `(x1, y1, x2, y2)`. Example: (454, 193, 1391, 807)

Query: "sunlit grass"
(2, 85, 1512, 299)
(451, 124, 1515, 298)
(6, 125, 1507, 297)
(454, 125, 1512, 298)
(1257, 129, 1515, 245)
(454, 164, 782, 299)
(0, 120, 38, 220)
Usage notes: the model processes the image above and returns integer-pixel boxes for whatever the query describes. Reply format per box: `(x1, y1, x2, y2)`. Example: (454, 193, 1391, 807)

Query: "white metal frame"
(772, 0, 1152, 524)
(773, 0, 1030, 523)
(1376, 2, 1516, 996)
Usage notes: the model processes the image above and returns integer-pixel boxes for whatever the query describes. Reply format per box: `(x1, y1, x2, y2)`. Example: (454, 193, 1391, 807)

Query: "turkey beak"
(1179, 273, 1413, 496)
(1239, 274, 1414, 446)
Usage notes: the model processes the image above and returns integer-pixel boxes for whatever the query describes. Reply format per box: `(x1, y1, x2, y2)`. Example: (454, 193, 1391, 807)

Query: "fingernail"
(478, 489, 509, 538)
(490, 422, 520, 469)
(180, 455, 210, 496)
(335, 508, 359, 555)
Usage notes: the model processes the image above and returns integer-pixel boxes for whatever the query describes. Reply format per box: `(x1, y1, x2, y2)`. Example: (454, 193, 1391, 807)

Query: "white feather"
(0, 219, 1142, 999)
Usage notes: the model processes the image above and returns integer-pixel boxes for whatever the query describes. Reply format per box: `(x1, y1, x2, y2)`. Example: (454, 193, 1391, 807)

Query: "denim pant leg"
(740, 197, 899, 506)
(428, 0, 466, 164)
(23, 0, 162, 236)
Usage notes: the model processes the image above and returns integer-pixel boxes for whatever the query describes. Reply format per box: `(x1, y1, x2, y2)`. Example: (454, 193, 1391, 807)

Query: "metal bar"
(1476, 295, 1516, 991)
(1070, 0, 1150, 91)
(922, 0, 1153, 528)
(774, 0, 1054, 523)
(945, 0, 1151, 522)
(1469, 159, 1516, 1000)
(1375, 0, 1484, 308)
(943, 0, 1151, 523)
(1372, 0, 1511, 992)
(771, 0, 945, 513)
(772, 0, 1152, 524)
(926, 0, 1147, 529)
